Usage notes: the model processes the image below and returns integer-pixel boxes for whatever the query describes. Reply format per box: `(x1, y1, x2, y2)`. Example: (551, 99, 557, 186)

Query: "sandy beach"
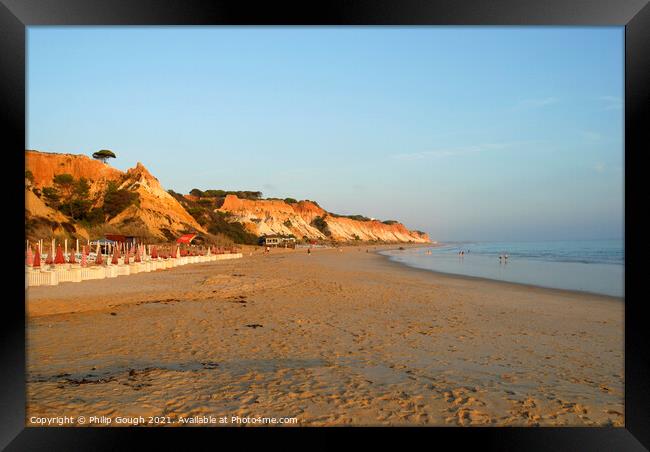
(25, 245, 624, 426)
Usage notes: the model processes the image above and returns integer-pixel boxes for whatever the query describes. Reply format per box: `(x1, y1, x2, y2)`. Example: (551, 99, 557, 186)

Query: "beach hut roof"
(176, 233, 198, 244)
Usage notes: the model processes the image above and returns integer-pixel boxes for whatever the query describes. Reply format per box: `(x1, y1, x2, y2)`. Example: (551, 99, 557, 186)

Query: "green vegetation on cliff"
(169, 190, 258, 244)
(36, 174, 139, 226)
(311, 215, 331, 237)
(189, 188, 262, 200)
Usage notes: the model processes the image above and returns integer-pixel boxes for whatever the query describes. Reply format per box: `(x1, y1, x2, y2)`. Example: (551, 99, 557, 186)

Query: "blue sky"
(27, 27, 624, 241)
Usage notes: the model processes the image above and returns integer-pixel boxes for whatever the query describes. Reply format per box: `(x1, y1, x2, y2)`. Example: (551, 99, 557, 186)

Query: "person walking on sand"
(307, 248, 311, 255)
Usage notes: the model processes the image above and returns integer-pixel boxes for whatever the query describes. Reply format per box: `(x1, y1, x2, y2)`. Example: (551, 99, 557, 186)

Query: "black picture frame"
(1, 0, 647, 449)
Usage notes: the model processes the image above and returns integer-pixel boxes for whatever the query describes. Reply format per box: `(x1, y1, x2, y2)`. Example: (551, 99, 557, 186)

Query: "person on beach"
(307, 248, 311, 255)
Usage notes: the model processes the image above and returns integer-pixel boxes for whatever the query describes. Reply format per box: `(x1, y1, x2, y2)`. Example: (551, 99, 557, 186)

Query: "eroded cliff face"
(25, 188, 90, 240)
(109, 163, 206, 238)
(218, 195, 430, 243)
(25, 151, 204, 240)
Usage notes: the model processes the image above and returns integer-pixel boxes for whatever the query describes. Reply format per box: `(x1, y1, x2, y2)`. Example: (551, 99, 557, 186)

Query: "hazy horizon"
(27, 27, 624, 242)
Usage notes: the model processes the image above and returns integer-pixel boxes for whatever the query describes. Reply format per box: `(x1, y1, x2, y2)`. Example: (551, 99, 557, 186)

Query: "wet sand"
(26, 245, 624, 426)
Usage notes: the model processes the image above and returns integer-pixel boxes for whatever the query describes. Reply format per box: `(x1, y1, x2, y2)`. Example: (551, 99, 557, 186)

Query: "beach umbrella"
(111, 247, 119, 265)
(206, 246, 211, 256)
(33, 248, 41, 268)
(45, 246, 53, 265)
(123, 249, 130, 264)
(54, 245, 65, 264)
(26, 247, 34, 266)
(69, 248, 76, 264)
(95, 247, 103, 265)
(151, 246, 158, 259)
(134, 246, 141, 263)
(81, 246, 87, 267)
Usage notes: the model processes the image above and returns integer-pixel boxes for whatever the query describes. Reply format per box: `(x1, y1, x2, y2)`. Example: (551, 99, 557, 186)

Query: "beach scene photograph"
(25, 26, 624, 427)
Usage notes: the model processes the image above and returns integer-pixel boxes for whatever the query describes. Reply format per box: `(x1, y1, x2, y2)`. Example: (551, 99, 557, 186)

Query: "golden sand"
(26, 245, 624, 426)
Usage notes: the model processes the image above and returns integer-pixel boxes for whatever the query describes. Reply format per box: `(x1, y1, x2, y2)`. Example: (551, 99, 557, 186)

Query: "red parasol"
(54, 244, 65, 264)
(33, 248, 41, 267)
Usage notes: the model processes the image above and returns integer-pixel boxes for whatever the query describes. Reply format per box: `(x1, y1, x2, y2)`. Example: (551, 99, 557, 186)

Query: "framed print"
(1, 0, 648, 450)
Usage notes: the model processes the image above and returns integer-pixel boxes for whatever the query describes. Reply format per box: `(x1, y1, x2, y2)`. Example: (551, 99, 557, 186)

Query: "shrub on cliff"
(42, 186, 61, 208)
(58, 177, 93, 220)
(330, 213, 372, 222)
(84, 207, 106, 224)
(311, 216, 331, 237)
(207, 211, 258, 245)
(103, 182, 139, 219)
(191, 188, 263, 200)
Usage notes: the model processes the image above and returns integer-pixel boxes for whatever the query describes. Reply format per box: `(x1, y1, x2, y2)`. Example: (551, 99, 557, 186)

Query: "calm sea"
(380, 240, 624, 297)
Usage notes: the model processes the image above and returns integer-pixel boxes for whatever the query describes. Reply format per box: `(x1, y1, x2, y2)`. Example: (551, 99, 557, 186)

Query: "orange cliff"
(218, 195, 430, 243)
(25, 150, 429, 243)
(25, 150, 204, 240)
(26, 150, 123, 198)
(108, 162, 205, 237)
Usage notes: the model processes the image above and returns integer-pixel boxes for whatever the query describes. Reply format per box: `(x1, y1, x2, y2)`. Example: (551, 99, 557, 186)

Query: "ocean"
(380, 239, 624, 297)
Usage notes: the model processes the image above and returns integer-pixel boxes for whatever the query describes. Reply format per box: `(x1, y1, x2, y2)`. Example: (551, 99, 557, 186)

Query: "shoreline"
(376, 249, 623, 302)
(375, 244, 623, 301)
